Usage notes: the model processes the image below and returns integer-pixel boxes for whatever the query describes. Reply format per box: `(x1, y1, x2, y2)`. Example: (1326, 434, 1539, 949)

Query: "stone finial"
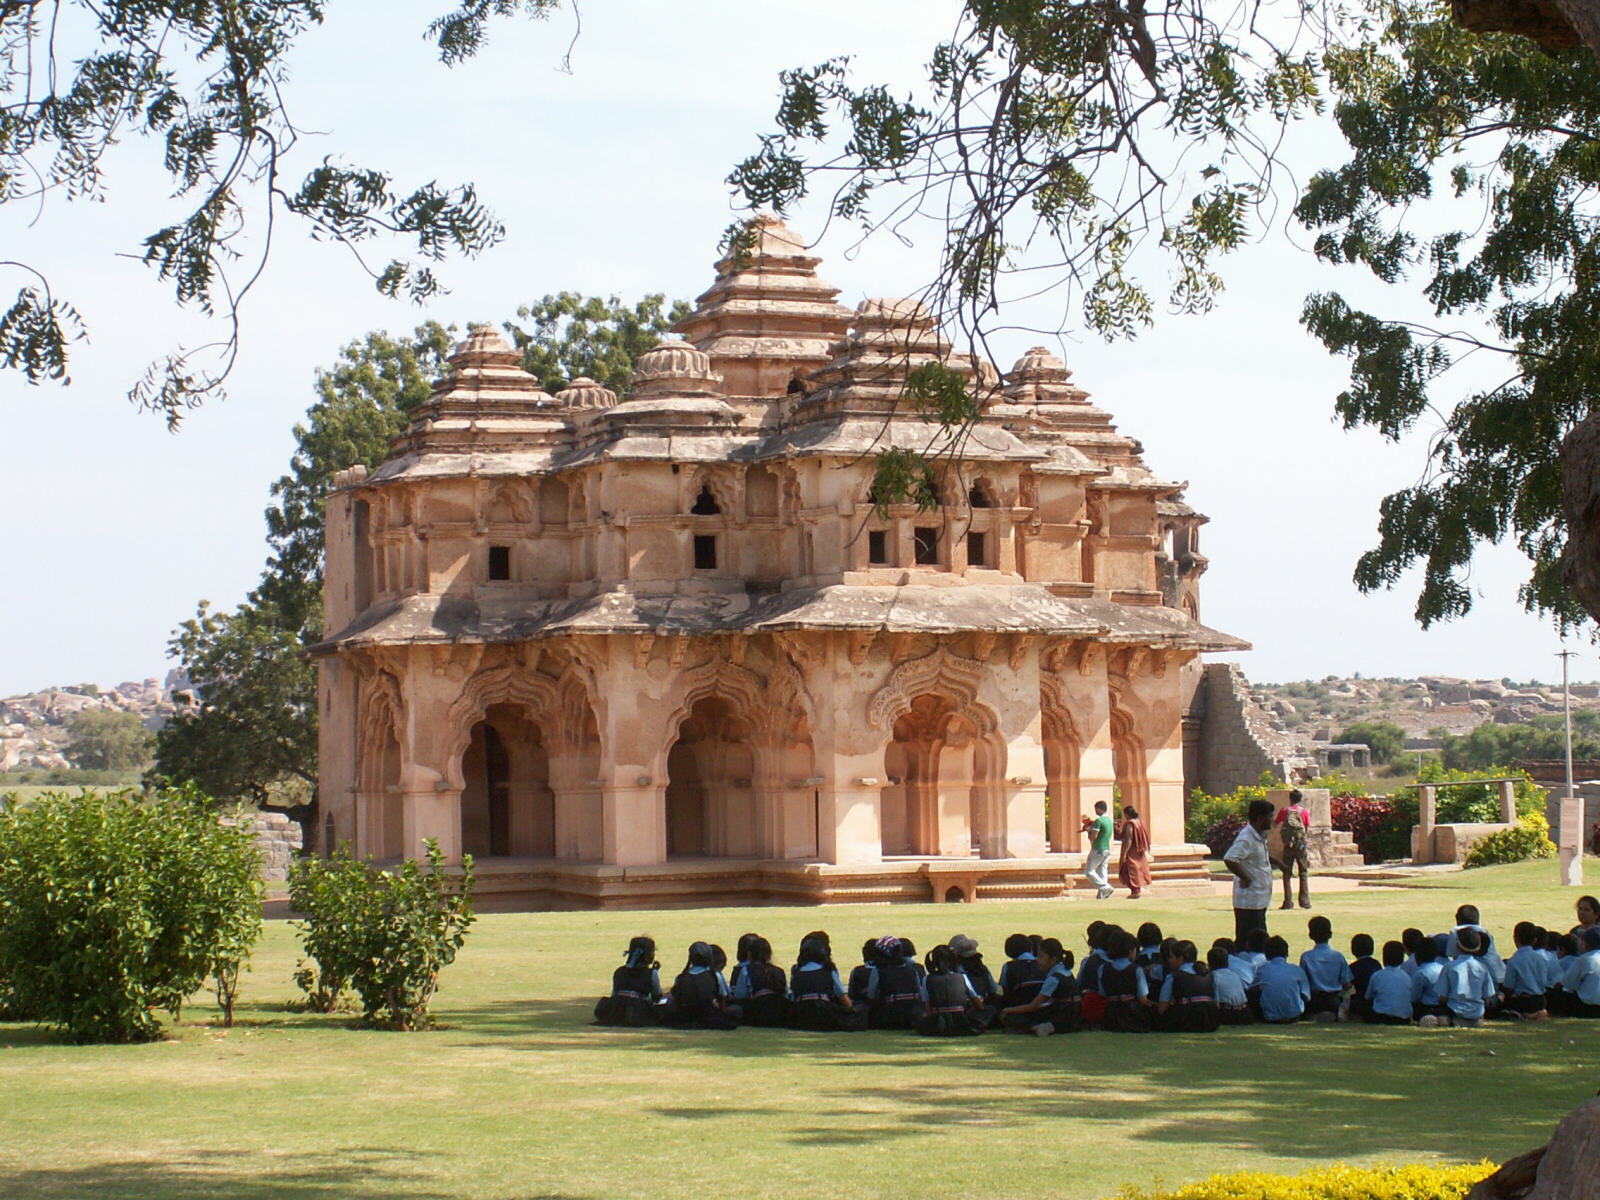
(1007, 346, 1071, 384)
(854, 297, 935, 333)
(629, 338, 724, 397)
(556, 376, 617, 410)
(448, 326, 522, 370)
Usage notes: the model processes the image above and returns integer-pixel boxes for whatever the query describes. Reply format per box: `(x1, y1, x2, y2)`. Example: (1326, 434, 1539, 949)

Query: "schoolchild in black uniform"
(1001, 937, 1079, 1035)
(919, 944, 983, 1037)
(735, 935, 789, 1027)
(868, 936, 926, 1030)
(998, 932, 1044, 1012)
(1155, 940, 1218, 1033)
(1136, 923, 1166, 991)
(788, 932, 860, 1031)
(594, 935, 663, 1026)
(948, 934, 1002, 1028)
(1078, 921, 1111, 1026)
(663, 941, 736, 1030)
(727, 932, 761, 998)
(847, 938, 879, 1012)
(1098, 928, 1152, 1032)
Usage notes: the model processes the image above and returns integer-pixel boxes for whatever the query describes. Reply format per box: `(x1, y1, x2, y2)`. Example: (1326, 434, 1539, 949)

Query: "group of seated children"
(593, 902, 1600, 1034)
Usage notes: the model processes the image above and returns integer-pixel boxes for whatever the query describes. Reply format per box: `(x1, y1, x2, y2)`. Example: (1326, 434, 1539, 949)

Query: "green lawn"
(1, 860, 1595, 1200)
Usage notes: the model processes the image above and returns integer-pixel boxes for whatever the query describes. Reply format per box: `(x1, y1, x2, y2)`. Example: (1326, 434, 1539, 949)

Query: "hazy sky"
(2, 1, 1593, 697)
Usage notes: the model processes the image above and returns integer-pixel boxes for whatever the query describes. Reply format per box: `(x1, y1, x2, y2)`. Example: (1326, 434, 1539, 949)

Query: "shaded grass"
(0, 860, 1594, 1200)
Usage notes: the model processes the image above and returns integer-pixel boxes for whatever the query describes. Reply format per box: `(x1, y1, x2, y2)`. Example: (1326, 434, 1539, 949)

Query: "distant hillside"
(1, 676, 179, 772)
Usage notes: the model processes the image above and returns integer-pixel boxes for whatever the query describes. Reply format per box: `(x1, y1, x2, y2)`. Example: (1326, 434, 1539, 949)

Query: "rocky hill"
(0, 676, 180, 772)
(1246, 674, 1600, 751)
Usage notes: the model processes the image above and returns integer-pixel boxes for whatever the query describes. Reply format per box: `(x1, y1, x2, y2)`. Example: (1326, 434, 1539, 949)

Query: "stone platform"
(462, 846, 1214, 912)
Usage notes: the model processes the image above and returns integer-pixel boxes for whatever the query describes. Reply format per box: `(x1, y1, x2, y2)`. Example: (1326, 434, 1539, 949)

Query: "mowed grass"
(1, 861, 1596, 1200)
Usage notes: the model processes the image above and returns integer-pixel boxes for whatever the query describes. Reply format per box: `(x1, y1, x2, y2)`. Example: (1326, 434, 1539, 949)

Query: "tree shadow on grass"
(450, 998, 1592, 1165)
(0, 1147, 461, 1200)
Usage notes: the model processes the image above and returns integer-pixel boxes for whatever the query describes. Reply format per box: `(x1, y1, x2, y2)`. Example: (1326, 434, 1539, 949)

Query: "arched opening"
(690, 484, 721, 515)
(883, 693, 998, 857)
(665, 696, 755, 858)
(539, 477, 569, 527)
(1040, 695, 1080, 853)
(376, 718, 404, 859)
(1110, 705, 1149, 822)
(460, 703, 554, 857)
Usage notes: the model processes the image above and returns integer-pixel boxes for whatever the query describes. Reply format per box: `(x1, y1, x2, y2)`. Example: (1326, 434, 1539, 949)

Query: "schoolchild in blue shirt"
(1236, 926, 1270, 986)
(594, 935, 663, 1026)
(726, 932, 760, 1000)
(1206, 945, 1252, 1024)
(1347, 933, 1380, 1022)
(1098, 928, 1151, 1032)
(1411, 938, 1447, 1020)
(1299, 915, 1352, 1019)
(1442, 905, 1505, 987)
(948, 934, 1002, 1028)
(1557, 926, 1600, 1017)
(1256, 936, 1310, 1023)
(1363, 941, 1414, 1025)
(1500, 922, 1551, 1019)
(1400, 927, 1425, 980)
(1437, 926, 1496, 1027)
(1002, 937, 1080, 1035)
(1548, 932, 1582, 1015)
(1221, 937, 1256, 989)
(1533, 927, 1563, 992)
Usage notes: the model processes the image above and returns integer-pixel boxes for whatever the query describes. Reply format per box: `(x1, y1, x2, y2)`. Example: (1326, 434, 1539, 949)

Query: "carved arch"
(664, 657, 772, 746)
(867, 647, 995, 734)
(441, 662, 596, 788)
(686, 465, 741, 519)
(356, 670, 405, 790)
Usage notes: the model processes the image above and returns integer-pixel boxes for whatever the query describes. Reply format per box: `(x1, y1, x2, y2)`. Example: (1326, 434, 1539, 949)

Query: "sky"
(1, 0, 1594, 697)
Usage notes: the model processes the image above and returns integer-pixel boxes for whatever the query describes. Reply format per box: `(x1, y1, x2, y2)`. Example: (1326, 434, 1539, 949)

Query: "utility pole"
(1557, 648, 1582, 886)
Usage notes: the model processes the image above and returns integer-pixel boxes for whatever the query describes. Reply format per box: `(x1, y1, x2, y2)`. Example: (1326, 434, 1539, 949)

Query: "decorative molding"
(867, 646, 994, 734)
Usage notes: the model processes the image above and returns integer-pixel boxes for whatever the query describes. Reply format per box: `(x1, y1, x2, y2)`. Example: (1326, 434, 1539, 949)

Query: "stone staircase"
(1310, 827, 1365, 870)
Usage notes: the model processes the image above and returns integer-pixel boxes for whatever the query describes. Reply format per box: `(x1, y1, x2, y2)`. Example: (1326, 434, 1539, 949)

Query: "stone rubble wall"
(1198, 663, 1314, 795)
(223, 810, 303, 883)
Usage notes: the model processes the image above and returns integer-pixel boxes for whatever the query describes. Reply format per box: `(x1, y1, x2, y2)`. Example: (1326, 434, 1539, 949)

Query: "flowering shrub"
(1465, 814, 1557, 868)
(1201, 813, 1247, 859)
(1185, 782, 1268, 846)
(1329, 794, 1401, 863)
(1108, 1160, 1494, 1200)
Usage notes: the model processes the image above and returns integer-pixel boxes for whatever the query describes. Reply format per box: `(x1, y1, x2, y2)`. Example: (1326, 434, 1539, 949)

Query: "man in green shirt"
(1081, 800, 1114, 900)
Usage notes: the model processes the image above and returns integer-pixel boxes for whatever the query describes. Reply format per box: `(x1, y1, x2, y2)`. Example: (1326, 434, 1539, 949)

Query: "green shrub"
(1109, 1160, 1493, 1200)
(1464, 813, 1558, 868)
(290, 841, 476, 1030)
(0, 786, 262, 1043)
(1418, 763, 1545, 823)
(1184, 783, 1268, 846)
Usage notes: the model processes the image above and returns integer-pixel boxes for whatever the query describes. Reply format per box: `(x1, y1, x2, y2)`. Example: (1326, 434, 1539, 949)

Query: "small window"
(868, 530, 889, 565)
(690, 485, 721, 515)
(969, 482, 992, 508)
(913, 527, 940, 565)
(694, 534, 717, 571)
(967, 530, 988, 567)
(488, 545, 511, 581)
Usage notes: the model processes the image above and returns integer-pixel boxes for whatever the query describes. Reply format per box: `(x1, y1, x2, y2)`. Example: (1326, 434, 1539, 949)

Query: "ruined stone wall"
(224, 810, 304, 883)
(1198, 663, 1307, 796)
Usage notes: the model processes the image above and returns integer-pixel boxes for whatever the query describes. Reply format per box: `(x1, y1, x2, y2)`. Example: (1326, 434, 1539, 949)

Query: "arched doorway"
(1110, 705, 1149, 822)
(883, 693, 1000, 857)
(1040, 686, 1081, 853)
(666, 697, 756, 858)
(460, 702, 554, 857)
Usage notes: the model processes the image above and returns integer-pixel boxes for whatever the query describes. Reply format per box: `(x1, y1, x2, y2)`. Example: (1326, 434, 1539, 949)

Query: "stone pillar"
(353, 789, 380, 858)
(403, 787, 462, 862)
(817, 776, 884, 865)
(936, 739, 975, 855)
(1000, 781, 1048, 858)
(1498, 779, 1518, 824)
(601, 774, 665, 866)
(550, 752, 602, 861)
(1414, 784, 1437, 865)
(1560, 794, 1584, 886)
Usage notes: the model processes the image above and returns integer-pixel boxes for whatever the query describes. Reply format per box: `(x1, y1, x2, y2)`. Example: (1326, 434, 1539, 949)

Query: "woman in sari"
(1117, 805, 1152, 899)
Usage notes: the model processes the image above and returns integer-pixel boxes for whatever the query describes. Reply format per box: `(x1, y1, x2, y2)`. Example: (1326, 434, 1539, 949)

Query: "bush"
(1109, 1160, 1493, 1200)
(1464, 814, 1558, 868)
(290, 841, 476, 1030)
(1201, 813, 1247, 859)
(1185, 782, 1268, 847)
(0, 786, 262, 1043)
(1418, 763, 1545, 823)
(1330, 794, 1401, 863)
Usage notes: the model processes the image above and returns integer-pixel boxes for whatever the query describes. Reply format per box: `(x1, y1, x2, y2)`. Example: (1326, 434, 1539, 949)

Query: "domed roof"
(447, 326, 523, 370)
(629, 338, 724, 397)
(555, 376, 617, 411)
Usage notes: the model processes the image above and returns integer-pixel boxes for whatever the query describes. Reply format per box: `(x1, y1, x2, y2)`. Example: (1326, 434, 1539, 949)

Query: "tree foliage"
(506, 293, 691, 396)
(1, 0, 561, 422)
(0, 785, 262, 1042)
(1442, 709, 1600, 769)
(1297, 0, 1600, 628)
(64, 708, 151, 772)
(1334, 719, 1406, 764)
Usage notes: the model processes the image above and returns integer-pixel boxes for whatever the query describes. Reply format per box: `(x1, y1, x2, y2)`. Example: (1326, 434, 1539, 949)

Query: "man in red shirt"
(1274, 789, 1312, 910)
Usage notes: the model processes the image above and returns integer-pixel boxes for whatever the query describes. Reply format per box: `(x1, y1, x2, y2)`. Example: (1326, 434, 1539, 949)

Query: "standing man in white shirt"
(1223, 799, 1276, 946)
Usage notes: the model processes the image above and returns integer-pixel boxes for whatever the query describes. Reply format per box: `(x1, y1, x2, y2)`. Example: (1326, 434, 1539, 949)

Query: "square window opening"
(913, 527, 940, 566)
(693, 534, 718, 571)
(868, 530, 888, 565)
(966, 530, 988, 568)
(488, 545, 511, 581)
